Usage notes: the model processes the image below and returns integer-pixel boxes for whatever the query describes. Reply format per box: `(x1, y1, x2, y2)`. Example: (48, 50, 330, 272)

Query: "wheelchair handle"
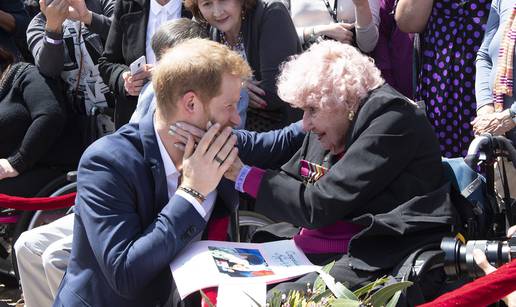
(464, 134, 492, 168)
(493, 135, 516, 169)
(465, 134, 516, 169)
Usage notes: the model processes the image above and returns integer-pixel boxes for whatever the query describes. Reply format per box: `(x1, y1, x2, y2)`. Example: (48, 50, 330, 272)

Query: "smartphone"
(130, 55, 146, 75)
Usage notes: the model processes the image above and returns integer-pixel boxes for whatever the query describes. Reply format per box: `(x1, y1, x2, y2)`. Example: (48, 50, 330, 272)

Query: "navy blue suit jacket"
(53, 111, 239, 307)
(235, 121, 305, 169)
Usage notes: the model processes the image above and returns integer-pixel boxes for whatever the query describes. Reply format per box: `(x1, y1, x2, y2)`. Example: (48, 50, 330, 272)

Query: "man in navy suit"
(53, 38, 251, 306)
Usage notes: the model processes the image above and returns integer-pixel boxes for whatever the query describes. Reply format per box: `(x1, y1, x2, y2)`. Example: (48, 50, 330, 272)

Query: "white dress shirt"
(154, 118, 216, 223)
(145, 0, 182, 64)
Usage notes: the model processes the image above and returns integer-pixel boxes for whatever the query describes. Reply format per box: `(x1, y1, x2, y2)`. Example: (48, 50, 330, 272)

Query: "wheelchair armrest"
(66, 171, 77, 183)
(412, 250, 445, 278)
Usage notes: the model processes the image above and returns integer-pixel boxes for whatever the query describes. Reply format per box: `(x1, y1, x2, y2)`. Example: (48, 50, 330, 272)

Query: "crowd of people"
(0, 0, 515, 306)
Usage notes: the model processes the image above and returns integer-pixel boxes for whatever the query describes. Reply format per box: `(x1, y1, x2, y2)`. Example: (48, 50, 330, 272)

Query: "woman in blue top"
(474, 0, 516, 142)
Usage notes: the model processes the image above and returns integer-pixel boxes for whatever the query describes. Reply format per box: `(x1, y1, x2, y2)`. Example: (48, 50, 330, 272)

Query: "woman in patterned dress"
(396, 0, 491, 157)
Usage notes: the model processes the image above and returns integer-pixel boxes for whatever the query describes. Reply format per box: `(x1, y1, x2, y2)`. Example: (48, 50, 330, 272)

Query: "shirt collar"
(150, 0, 180, 16)
(153, 111, 179, 178)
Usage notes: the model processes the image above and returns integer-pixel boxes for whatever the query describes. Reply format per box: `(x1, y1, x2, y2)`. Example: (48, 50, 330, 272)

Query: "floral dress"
(417, 0, 490, 157)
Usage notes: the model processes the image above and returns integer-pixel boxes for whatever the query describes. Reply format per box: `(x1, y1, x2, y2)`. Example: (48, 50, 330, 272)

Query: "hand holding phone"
(124, 56, 151, 96)
(130, 55, 146, 76)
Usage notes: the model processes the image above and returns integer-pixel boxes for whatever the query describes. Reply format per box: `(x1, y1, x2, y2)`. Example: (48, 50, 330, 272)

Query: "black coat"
(98, 0, 191, 127)
(254, 84, 459, 271)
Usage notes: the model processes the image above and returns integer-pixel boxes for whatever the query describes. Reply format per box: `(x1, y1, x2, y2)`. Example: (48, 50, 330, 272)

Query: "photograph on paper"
(209, 247, 274, 278)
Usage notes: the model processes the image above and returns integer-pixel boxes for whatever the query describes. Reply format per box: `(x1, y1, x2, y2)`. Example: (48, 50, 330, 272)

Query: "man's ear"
(179, 91, 198, 114)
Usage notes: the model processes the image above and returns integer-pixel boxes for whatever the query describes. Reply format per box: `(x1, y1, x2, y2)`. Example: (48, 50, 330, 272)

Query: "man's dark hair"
(151, 18, 208, 61)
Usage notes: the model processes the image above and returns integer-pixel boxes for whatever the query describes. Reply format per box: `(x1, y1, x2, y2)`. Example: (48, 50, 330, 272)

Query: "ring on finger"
(214, 155, 224, 164)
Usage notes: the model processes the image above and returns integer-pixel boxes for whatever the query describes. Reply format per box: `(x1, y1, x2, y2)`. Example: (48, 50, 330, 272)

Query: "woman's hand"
(66, 0, 92, 24)
(122, 64, 153, 96)
(169, 122, 243, 182)
(0, 159, 19, 181)
(169, 121, 207, 150)
(472, 109, 515, 136)
(41, 0, 69, 32)
(244, 80, 267, 109)
(473, 225, 516, 307)
(180, 124, 239, 196)
(224, 156, 244, 182)
(476, 104, 495, 116)
(314, 23, 355, 44)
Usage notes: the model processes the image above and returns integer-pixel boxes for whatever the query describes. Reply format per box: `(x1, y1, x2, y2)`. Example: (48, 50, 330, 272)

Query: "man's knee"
(14, 231, 44, 260)
(41, 240, 70, 273)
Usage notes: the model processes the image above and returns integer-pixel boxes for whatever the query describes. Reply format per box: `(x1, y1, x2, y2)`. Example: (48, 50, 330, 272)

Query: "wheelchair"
(0, 106, 113, 286)
(229, 134, 516, 306)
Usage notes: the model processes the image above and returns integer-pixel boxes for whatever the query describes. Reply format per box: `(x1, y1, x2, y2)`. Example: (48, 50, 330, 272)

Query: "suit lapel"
(139, 110, 169, 214)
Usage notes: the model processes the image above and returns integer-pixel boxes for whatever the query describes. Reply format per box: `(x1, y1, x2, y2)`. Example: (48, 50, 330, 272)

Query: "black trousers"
(0, 166, 66, 197)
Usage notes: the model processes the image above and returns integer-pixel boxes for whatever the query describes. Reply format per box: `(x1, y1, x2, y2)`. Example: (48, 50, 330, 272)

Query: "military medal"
(299, 160, 328, 183)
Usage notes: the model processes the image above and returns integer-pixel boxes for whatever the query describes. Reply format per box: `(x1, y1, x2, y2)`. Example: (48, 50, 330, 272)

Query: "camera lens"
(441, 237, 512, 278)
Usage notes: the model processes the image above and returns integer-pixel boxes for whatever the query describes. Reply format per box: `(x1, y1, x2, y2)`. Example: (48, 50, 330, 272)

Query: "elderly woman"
(173, 41, 458, 292)
(184, 0, 302, 132)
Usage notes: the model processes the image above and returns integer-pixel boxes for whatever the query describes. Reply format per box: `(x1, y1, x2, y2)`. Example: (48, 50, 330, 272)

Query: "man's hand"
(181, 124, 238, 196)
(472, 109, 516, 136)
(67, 0, 92, 24)
(473, 225, 516, 307)
(0, 159, 19, 181)
(169, 122, 244, 182)
(41, 0, 69, 33)
(123, 64, 153, 96)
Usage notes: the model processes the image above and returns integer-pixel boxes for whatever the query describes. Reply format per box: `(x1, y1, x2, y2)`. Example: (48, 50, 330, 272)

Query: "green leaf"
(310, 288, 334, 303)
(314, 261, 336, 294)
(353, 277, 389, 299)
(317, 270, 359, 301)
(330, 298, 361, 307)
(288, 289, 308, 307)
(268, 290, 283, 307)
(199, 290, 215, 307)
(368, 281, 413, 307)
(385, 290, 402, 307)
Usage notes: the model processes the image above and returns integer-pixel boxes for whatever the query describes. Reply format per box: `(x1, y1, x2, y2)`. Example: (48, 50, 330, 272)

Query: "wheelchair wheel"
(238, 210, 274, 242)
(10, 181, 76, 283)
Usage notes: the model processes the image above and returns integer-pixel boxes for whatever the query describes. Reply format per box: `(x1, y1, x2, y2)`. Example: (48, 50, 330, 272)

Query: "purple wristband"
(235, 165, 252, 193)
(45, 36, 63, 45)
